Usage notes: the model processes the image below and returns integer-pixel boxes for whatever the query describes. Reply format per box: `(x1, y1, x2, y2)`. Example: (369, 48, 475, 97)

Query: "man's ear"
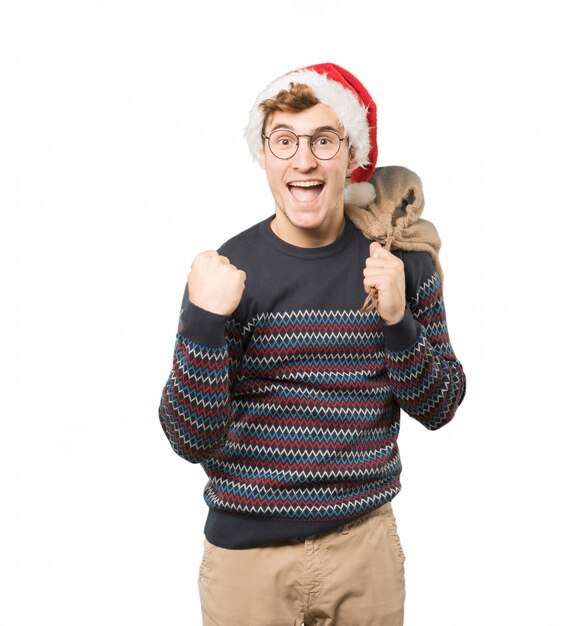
(346, 146, 358, 176)
(258, 146, 267, 171)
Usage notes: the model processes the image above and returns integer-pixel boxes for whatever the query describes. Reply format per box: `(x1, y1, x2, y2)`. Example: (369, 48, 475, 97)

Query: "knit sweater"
(158, 215, 466, 549)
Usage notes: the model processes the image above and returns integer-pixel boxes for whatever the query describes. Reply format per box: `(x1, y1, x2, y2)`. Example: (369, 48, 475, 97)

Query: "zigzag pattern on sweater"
(203, 480, 402, 520)
(159, 271, 465, 520)
(384, 273, 466, 430)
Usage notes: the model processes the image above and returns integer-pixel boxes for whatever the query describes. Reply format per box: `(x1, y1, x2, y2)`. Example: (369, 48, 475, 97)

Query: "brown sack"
(344, 166, 443, 313)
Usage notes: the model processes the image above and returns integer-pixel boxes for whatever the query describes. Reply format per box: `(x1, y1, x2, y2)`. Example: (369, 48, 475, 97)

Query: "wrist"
(179, 299, 230, 348)
(381, 307, 420, 352)
(381, 308, 406, 326)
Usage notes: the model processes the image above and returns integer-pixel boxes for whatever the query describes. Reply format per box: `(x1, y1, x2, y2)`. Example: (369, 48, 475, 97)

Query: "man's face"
(258, 103, 356, 246)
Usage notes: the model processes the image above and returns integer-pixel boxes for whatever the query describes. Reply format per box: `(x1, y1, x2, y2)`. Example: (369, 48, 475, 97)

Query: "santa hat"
(245, 62, 377, 207)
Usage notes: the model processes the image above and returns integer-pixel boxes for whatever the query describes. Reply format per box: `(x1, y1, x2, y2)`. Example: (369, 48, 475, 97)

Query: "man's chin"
(282, 206, 325, 229)
(273, 202, 346, 243)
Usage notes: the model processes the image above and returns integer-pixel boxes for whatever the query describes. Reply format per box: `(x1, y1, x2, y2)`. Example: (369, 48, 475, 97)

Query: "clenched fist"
(363, 242, 406, 325)
(187, 250, 246, 316)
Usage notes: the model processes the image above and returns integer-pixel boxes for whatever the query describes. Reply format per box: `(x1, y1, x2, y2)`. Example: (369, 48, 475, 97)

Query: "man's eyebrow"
(314, 125, 341, 133)
(267, 122, 295, 133)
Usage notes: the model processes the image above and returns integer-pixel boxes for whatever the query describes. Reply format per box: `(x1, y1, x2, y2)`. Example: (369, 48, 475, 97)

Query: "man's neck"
(270, 213, 346, 248)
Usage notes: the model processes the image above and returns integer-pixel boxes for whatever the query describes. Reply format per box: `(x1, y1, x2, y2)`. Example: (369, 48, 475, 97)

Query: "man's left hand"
(363, 241, 407, 325)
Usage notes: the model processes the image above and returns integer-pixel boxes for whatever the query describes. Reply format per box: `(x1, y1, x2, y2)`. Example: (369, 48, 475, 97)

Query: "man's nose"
(292, 136, 318, 170)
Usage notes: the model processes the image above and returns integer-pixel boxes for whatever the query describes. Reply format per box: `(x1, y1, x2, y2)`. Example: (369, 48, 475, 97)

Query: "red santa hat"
(245, 62, 378, 207)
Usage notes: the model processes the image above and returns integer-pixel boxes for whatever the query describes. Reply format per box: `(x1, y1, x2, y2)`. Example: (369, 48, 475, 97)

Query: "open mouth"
(287, 180, 324, 204)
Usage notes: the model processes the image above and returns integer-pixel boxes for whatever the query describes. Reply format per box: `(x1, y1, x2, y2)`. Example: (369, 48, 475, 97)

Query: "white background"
(3, 0, 570, 624)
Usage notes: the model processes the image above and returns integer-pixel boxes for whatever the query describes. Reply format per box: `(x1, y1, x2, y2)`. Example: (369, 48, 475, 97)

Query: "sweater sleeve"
(158, 284, 247, 463)
(380, 252, 467, 430)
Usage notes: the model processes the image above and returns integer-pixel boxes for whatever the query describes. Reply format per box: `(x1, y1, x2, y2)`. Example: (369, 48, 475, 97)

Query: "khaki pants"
(197, 502, 406, 626)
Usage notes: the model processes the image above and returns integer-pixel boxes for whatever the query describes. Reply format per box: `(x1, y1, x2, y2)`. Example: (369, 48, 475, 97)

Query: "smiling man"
(260, 101, 353, 246)
(158, 63, 466, 626)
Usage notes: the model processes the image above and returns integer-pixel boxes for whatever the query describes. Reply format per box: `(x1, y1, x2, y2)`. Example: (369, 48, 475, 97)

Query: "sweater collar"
(259, 215, 355, 259)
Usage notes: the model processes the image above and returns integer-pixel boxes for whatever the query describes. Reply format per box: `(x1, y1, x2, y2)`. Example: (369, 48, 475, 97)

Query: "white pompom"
(344, 182, 376, 207)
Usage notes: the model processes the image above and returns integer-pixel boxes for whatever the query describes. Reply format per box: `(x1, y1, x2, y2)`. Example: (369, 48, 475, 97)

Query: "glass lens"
(311, 131, 340, 159)
(269, 131, 298, 158)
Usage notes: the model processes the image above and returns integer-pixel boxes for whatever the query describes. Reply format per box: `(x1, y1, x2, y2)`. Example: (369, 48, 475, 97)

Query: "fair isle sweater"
(158, 215, 466, 549)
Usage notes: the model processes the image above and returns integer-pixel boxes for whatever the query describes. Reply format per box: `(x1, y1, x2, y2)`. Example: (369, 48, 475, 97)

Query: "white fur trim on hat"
(245, 69, 371, 168)
(344, 181, 376, 207)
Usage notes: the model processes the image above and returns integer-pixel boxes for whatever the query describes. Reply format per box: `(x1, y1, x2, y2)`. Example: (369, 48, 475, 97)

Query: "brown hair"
(259, 82, 320, 133)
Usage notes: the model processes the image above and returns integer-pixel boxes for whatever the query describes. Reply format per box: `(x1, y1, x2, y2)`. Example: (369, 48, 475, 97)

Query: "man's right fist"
(187, 250, 246, 316)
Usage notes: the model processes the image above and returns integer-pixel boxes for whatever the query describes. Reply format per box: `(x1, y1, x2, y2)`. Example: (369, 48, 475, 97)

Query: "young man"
(158, 63, 466, 626)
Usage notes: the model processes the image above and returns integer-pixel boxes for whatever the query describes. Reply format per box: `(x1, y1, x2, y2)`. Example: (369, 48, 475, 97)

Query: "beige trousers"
(197, 502, 406, 626)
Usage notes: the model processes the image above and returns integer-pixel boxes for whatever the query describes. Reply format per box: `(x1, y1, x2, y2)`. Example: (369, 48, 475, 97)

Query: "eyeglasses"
(261, 129, 348, 160)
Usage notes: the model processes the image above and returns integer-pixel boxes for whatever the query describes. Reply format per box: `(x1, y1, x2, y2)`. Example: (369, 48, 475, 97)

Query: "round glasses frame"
(261, 129, 349, 161)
